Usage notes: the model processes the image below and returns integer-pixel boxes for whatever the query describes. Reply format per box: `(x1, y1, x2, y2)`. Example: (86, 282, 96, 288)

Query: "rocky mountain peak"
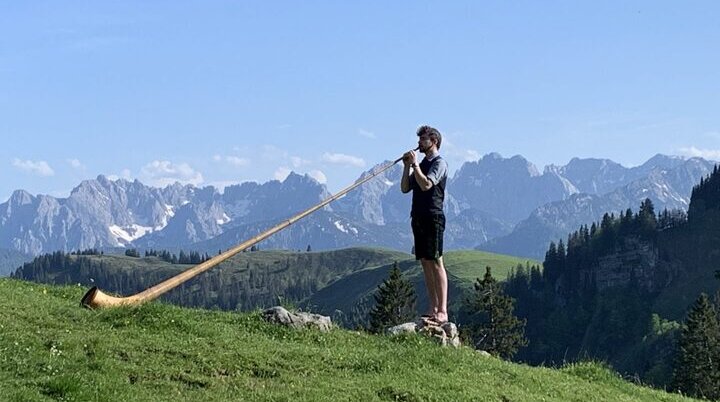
(8, 190, 34, 206)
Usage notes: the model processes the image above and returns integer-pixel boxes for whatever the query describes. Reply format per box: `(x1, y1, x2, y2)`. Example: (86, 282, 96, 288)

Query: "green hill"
(305, 250, 539, 326)
(0, 279, 693, 402)
(12, 248, 411, 313)
(13, 248, 537, 328)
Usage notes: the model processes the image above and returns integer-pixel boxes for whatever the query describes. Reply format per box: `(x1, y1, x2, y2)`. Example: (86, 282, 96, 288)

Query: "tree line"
(12, 248, 390, 314)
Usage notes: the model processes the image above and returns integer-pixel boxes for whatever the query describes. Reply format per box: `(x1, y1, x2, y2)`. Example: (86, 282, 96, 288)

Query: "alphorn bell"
(81, 149, 418, 308)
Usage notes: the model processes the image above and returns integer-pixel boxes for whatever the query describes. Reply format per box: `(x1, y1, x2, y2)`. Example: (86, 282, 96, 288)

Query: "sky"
(1, 1, 719, 201)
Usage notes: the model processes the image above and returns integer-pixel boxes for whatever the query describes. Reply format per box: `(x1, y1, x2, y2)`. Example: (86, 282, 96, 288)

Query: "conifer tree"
(463, 266, 528, 359)
(368, 262, 417, 333)
(638, 198, 657, 235)
(543, 242, 558, 282)
(672, 293, 720, 400)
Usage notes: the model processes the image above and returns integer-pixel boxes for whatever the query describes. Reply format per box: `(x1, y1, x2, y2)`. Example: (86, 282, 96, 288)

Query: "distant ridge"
(0, 153, 713, 259)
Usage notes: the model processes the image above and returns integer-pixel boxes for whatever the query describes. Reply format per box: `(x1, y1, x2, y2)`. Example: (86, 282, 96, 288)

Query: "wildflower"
(50, 344, 62, 357)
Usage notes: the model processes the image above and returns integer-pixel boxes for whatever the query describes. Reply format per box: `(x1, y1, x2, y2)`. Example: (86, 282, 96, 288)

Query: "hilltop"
(0, 279, 694, 402)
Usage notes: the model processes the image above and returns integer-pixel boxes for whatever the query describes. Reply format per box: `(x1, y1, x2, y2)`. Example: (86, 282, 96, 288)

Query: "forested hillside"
(504, 166, 720, 389)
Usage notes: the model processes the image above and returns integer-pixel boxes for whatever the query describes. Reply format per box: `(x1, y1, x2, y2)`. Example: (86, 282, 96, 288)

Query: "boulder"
(387, 322, 417, 335)
(262, 306, 332, 332)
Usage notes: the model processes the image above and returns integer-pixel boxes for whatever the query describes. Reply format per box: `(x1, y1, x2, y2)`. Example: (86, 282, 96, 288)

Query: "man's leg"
(421, 259, 438, 316)
(430, 256, 448, 322)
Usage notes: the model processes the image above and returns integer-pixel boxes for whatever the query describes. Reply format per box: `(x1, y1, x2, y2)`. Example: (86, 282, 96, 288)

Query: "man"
(401, 125, 449, 325)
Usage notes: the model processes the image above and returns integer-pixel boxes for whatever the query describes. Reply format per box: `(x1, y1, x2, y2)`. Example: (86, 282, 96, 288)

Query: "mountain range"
(0, 153, 715, 266)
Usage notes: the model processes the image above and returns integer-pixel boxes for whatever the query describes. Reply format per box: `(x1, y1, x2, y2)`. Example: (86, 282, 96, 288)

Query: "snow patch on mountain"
(332, 220, 358, 235)
(109, 224, 154, 246)
(216, 213, 231, 225)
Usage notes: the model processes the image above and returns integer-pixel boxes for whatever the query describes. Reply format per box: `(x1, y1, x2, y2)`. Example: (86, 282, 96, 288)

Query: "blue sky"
(2, 1, 719, 201)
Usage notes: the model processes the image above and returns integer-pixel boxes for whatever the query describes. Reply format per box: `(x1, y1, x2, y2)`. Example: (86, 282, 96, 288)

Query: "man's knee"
(421, 257, 444, 268)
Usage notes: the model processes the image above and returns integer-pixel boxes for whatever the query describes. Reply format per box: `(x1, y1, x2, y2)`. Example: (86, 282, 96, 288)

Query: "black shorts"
(411, 214, 445, 260)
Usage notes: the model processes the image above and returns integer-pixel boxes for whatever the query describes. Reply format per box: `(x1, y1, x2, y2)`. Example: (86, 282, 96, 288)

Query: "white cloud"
(678, 146, 720, 160)
(67, 158, 84, 169)
(213, 154, 251, 167)
(225, 156, 250, 167)
(274, 167, 291, 181)
(322, 152, 366, 168)
(358, 128, 377, 139)
(140, 160, 204, 187)
(307, 170, 327, 184)
(12, 159, 55, 177)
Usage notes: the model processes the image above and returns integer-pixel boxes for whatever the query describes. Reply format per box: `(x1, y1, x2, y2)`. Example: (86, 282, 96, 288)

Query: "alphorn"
(81, 150, 416, 308)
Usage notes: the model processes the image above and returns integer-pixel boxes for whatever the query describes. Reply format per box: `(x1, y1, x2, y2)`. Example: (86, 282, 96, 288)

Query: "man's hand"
(403, 150, 417, 166)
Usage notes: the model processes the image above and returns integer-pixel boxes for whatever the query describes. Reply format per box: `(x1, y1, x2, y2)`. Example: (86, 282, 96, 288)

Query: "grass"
(0, 278, 694, 402)
(442, 250, 541, 284)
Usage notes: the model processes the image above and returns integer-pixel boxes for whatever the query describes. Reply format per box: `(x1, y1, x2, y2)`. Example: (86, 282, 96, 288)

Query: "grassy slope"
(442, 250, 541, 285)
(0, 279, 692, 402)
(306, 250, 540, 320)
(21, 248, 535, 322)
(56, 247, 412, 280)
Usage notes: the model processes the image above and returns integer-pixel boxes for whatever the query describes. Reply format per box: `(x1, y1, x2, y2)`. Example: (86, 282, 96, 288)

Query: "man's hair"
(416, 125, 442, 149)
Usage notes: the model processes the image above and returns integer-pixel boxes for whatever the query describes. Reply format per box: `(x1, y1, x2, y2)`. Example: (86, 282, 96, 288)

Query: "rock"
(262, 306, 332, 332)
(387, 322, 417, 335)
(386, 319, 461, 347)
(441, 322, 461, 347)
(477, 350, 492, 357)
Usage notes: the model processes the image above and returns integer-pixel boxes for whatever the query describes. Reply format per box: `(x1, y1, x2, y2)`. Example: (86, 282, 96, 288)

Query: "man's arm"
(401, 164, 412, 193)
(415, 158, 448, 192)
(412, 165, 434, 191)
(400, 150, 416, 193)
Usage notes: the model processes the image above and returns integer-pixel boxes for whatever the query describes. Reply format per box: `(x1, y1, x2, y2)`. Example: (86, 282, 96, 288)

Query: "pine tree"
(672, 293, 720, 400)
(368, 262, 417, 333)
(638, 198, 657, 235)
(463, 266, 528, 359)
